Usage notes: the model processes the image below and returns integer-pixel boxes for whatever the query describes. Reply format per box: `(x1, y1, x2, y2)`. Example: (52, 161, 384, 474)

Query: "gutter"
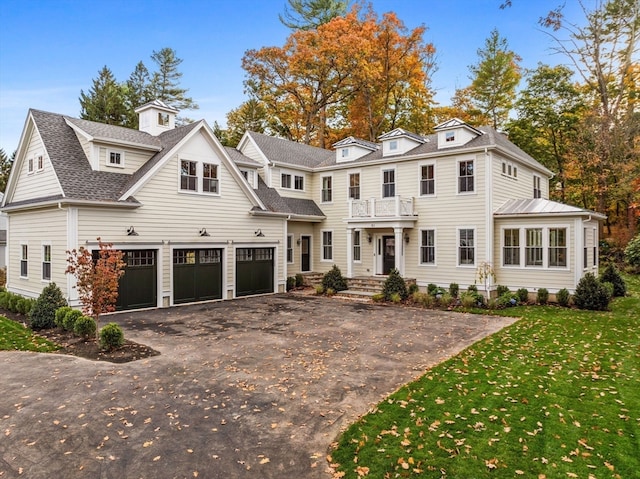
(2, 198, 142, 213)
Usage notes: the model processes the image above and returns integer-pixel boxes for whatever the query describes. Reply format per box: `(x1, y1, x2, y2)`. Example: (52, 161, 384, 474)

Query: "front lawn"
(0, 315, 59, 352)
(330, 275, 640, 478)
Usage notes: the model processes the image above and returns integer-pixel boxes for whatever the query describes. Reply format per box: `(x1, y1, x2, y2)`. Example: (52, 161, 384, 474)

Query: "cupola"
(135, 100, 178, 136)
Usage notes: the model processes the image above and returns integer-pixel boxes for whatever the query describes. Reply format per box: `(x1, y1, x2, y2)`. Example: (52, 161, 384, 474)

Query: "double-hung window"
(458, 160, 474, 193)
(180, 160, 197, 191)
(321, 176, 332, 203)
(287, 235, 293, 263)
(458, 229, 475, 266)
(503, 229, 520, 266)
(20, 244, 28, 277)
(525, 228, 543, 266)
(322, 231, 333, 260)
(533, 175, 542, 198)
(108, 150, 123, 167)
(420, 229, 435, 265)
(294, 175, 304, 190)
(203, 163, 218, 193)
(548, 228, 567, 267)
(382, 169, 395, 198)
(420, 164, 435, 196)
(42, 244, 51, 281)
(281, 173, 292, 189)
(348, 173, 360, 200)
(353, 231, 361, 262)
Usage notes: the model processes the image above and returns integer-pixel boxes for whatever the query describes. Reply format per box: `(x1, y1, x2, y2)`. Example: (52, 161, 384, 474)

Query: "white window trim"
(280, 169, 305, 191)
(389, 139, 399, 151)
(419, 161, 436, 197)
(36, 154, 45, 172)
(287, 234, 294, 264)
(321, 174, 333, 204)
(445, 131, 455, 142)
(321, 229, 333, 262)
(533, 175, 542, 198)
(419, 228, 437, 266)
(106, 149, 125, 168)
(381, 166, 396, 198)
(457, 226, 476, 268)
(456, 158, 475, 195)
(341, 147, 350, 159)
(499, 224, 571, 270)
(500, 160, 518, 180)
(41, 241, 52, 282)
(592, 227, 598, 268)
(353, 230, 362, 263)
(20, 241, 28, 279)
(27, 157, 34, 174)
(177, 156, 222, 196)
(347, 170, 361, 200)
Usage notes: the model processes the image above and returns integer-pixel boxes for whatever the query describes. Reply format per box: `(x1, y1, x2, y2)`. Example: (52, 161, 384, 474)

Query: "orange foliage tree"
(66, 238, 125, 340)
(242, 5, 436, 147)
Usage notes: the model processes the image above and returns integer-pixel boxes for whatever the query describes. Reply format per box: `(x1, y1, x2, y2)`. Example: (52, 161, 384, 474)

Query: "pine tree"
(149, 48, 198, 112)
(79, 66, 127, 125)
(123, 61, 153, 128)
(279, 0, 349, 30)
(0, 148, 13, 193)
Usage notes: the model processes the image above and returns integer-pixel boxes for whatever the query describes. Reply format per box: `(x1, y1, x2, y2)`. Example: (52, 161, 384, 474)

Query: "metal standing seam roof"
(494, 198, 606, 218)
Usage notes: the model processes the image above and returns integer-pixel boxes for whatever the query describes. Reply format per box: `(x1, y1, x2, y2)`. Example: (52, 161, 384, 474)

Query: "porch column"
(394, 227, 403, 275)
(346, 227, 353, 278)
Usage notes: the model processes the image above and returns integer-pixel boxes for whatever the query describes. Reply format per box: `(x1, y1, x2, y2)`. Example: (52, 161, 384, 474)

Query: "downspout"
(485, 147, 494, 284)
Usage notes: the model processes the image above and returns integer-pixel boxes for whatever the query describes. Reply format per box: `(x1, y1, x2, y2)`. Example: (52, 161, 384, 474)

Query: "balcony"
(349, 196, 416, 218)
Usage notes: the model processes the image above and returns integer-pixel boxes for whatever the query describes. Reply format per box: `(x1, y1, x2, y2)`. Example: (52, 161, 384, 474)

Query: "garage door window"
(127, 250, 155, 266)
(200, 249, 221, 263)
(174, 250, 196, 264)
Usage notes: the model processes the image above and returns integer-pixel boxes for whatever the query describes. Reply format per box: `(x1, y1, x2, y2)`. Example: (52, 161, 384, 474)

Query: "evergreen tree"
(79, 66, 127, 125)
(123, 61, 153, 128)
(468, 29, 521, 129)
(279, 0, 349, 30)
(0, 149, 13, 193)
(149, 47, 198, 113)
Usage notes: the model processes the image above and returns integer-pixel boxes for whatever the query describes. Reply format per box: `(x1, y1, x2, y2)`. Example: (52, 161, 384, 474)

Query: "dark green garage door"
(173, 249, 223, 304)
(236, 248, 274, 297)
(117, 250, 157, 311)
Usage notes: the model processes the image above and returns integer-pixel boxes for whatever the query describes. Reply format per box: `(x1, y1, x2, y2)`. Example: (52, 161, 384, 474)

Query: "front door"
(301, 236, 311, 272)
(382, 235, 395, 274)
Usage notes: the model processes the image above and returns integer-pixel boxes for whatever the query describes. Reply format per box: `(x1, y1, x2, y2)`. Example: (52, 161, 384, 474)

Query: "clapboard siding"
(12, 128, 62, 202)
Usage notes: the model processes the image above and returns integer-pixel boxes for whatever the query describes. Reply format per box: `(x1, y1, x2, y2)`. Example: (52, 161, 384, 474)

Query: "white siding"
(11, 129, 62, 202)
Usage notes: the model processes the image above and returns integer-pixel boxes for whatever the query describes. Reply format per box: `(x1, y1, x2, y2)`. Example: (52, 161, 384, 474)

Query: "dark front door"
(301, 236, 311, 272)
(173, 249, 223, 304)
(383, 236, 395, 274)
(117, 250, 157, 310)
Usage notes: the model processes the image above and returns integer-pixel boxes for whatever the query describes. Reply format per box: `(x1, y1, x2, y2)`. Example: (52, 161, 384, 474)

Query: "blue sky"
(0, 0, 586, 153)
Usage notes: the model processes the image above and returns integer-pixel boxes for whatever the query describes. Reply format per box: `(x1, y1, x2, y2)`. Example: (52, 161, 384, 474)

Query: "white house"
(2, 104, 604, 310)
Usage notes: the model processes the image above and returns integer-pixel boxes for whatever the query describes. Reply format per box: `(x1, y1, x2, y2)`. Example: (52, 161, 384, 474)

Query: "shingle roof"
(65, 116, 162, 149)
(29, 110, 135, 203)
(224, 147, 262, 167)
(494, 198, 606, 218)
(254, 177, 324, 217)
(378, 128, 427, 143)
(247, 131, 333, 168)
(332, 136, 378, 151)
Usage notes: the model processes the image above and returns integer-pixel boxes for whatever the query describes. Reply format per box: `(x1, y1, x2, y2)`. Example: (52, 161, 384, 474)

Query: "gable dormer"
(332, 137, 378, 163)
(434, 118, 483, 149)
(378, 128, 426, 157)
(135, 100, 178, 136)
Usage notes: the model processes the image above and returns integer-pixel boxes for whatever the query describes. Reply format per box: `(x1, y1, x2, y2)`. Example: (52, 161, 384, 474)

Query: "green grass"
(0, 315, 59, 352)
(330, 275, 640, 478)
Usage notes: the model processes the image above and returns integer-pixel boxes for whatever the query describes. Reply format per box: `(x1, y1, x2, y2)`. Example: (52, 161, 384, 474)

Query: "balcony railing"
(349, 196, 415, 218)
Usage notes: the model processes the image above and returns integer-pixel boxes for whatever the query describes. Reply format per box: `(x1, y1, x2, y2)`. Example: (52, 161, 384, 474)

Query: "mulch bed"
(2, 310, 160, 363)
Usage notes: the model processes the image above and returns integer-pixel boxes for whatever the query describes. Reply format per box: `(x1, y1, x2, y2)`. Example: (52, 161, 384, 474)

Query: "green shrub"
(314, 285, 325, 295)
(325, 288, 336, 296)
(557, 288, 570, 307)
(63, 309, 83, 332)
(537, 288, 549, 305)
(295, 273, 304, 288)
(55, 306, 74, 328)
(496, 293, 517, 309)
(371, 293, 385, 302)
(17, 298, 33, 315)
(389, 292, 402, 304)
(467, 284, 478, 294)
(624, 233, 640, 270)
(602, 281, 614, 300)
(9, 295, 21, 313)
(408, 283, 419, 295)
(28, 282, 67, 330)
(449, 283, 459, 298)
(321, 265, 348, 292)
(286, 276, 295, 291)
(74, 316, 97, 339)
(573, 273, 611, 311)
(382, 268, 408, 301)
(427, 283, 438, 295)
(496, 285, 510, 297)
(487, 298, 498, 310)
(473, 293, 486, 308)
(438, 292, 453, 308)
(599, 264, 626, 297)
(0, 291, 9, 309)
(460, 293, 476, 309)
(516, 288, 529, 304)
(100, 323, 124, 351)
(412, 292, 433, 307)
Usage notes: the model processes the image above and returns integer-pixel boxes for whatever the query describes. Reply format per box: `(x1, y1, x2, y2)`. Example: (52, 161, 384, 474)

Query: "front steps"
(297, 273, 415, 301)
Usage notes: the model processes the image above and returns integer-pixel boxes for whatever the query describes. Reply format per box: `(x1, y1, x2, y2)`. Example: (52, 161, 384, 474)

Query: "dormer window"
(158, 112, 170, 126)
(445, 131, 455, 142)
(341, 148, 349, 158)
(389, 140, 398, 151)
(107, 150, 124, 167)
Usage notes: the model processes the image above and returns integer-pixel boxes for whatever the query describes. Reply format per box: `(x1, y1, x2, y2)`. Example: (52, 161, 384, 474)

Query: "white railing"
(349, 197, 415, 218)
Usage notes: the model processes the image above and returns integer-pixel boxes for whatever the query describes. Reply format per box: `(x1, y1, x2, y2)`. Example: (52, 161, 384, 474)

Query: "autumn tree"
(79, 66, 127, 125)
(468, 28, 521, 129)
(279, 0, 349, 30)
(66, 238, 125, 340)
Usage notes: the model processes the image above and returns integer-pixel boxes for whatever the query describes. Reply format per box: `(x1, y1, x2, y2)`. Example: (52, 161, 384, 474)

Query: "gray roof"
(224, 147, 262, 168)
(66, 116, 162, 149)
(494, 198, 606, 218)
(254, 177, 324, 217)
(332, 136, 378, 151)
(378, 128, 427, 143)
(247, 131, 333, 168)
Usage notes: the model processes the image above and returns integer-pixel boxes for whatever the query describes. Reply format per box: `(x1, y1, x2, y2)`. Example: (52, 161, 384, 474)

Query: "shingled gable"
(241, 131, 333, 169)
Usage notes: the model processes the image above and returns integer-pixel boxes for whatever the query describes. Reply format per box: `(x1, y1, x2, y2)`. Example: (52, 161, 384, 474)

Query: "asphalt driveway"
(0, 294, 517, 478)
